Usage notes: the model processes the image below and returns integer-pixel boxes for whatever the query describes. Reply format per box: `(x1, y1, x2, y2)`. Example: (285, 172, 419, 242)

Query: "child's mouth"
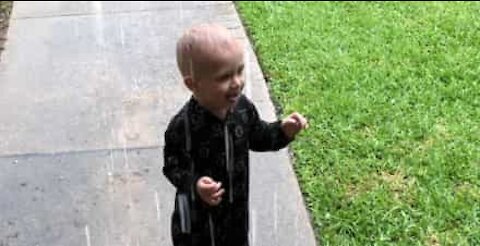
(226, 93, 240, 103)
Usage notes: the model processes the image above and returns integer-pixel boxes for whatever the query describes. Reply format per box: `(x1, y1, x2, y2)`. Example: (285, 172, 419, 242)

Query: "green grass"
(0, 1, 13, 54)
(0, 1, 12, 31)
(237, 2, 480, 245)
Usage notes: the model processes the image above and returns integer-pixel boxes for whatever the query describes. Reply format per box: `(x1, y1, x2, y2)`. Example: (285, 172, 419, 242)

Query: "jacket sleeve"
(247, 101, 292, 152)
(162, 120, 200, 194)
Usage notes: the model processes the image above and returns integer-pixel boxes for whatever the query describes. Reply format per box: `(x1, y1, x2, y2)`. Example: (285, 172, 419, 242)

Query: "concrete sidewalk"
(0, 2, 316, 245)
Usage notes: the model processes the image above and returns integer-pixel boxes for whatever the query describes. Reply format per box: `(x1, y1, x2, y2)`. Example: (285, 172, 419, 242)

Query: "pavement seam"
(0, 145, 161, 159)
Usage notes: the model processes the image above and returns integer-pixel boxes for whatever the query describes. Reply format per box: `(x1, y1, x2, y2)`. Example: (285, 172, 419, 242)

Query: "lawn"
(0, 1, 13, 57)
(237, 2, 479, 245)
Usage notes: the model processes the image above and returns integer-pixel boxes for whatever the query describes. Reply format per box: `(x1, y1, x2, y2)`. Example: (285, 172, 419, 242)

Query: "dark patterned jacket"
(163, 95, 291, 246)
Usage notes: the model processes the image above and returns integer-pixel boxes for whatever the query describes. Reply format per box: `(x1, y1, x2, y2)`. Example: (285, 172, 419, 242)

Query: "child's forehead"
(194, 43, 244, 77)
(193, 30, 243, 54)
(191, 31, 244, 67)
(194, 39, 243, 59)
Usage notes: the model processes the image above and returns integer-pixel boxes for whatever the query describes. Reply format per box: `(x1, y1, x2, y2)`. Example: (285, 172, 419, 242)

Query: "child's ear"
(184, 76, 195, 91)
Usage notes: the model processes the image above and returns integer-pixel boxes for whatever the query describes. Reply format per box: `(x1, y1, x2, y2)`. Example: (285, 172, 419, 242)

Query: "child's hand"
(196, 176, 225, 206)
(281, 112, 308, 139)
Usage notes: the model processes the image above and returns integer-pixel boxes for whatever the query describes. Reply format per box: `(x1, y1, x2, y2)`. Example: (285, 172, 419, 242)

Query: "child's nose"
(231, 74, 243, 90)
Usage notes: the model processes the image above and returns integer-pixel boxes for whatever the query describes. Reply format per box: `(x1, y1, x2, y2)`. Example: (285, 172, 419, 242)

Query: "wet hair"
(176, 23, 238, 80)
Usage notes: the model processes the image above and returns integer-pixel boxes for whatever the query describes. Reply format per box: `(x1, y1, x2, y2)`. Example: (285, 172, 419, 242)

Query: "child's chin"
(227, 99, 239, 108)
(222, 100, 237, 111)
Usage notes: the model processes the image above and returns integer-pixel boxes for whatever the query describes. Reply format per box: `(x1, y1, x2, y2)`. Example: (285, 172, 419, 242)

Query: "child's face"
(190, 41, 245, 118)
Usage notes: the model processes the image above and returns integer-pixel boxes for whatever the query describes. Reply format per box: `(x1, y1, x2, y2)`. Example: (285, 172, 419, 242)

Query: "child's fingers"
(200, 176, 214, 184)
(205, 181, 223, 194)
(283, 117, 297, 126)
(198, 179, 218, 194)
(205, 184, 218, 193)
(300, 116, 308, 129)
(291, 112, 308, 129)
(290, 113, 302, 124)
(211, 188, 225, 199)
(210, 197, 222, 206)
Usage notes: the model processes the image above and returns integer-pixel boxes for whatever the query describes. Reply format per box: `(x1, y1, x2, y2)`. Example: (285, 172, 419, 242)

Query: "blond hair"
(176, 23, 238, 80)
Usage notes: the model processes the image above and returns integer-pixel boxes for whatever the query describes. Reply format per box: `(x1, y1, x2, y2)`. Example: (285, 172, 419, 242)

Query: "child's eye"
(217, 73, 231, 82)
(237, 65, 244, 75)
